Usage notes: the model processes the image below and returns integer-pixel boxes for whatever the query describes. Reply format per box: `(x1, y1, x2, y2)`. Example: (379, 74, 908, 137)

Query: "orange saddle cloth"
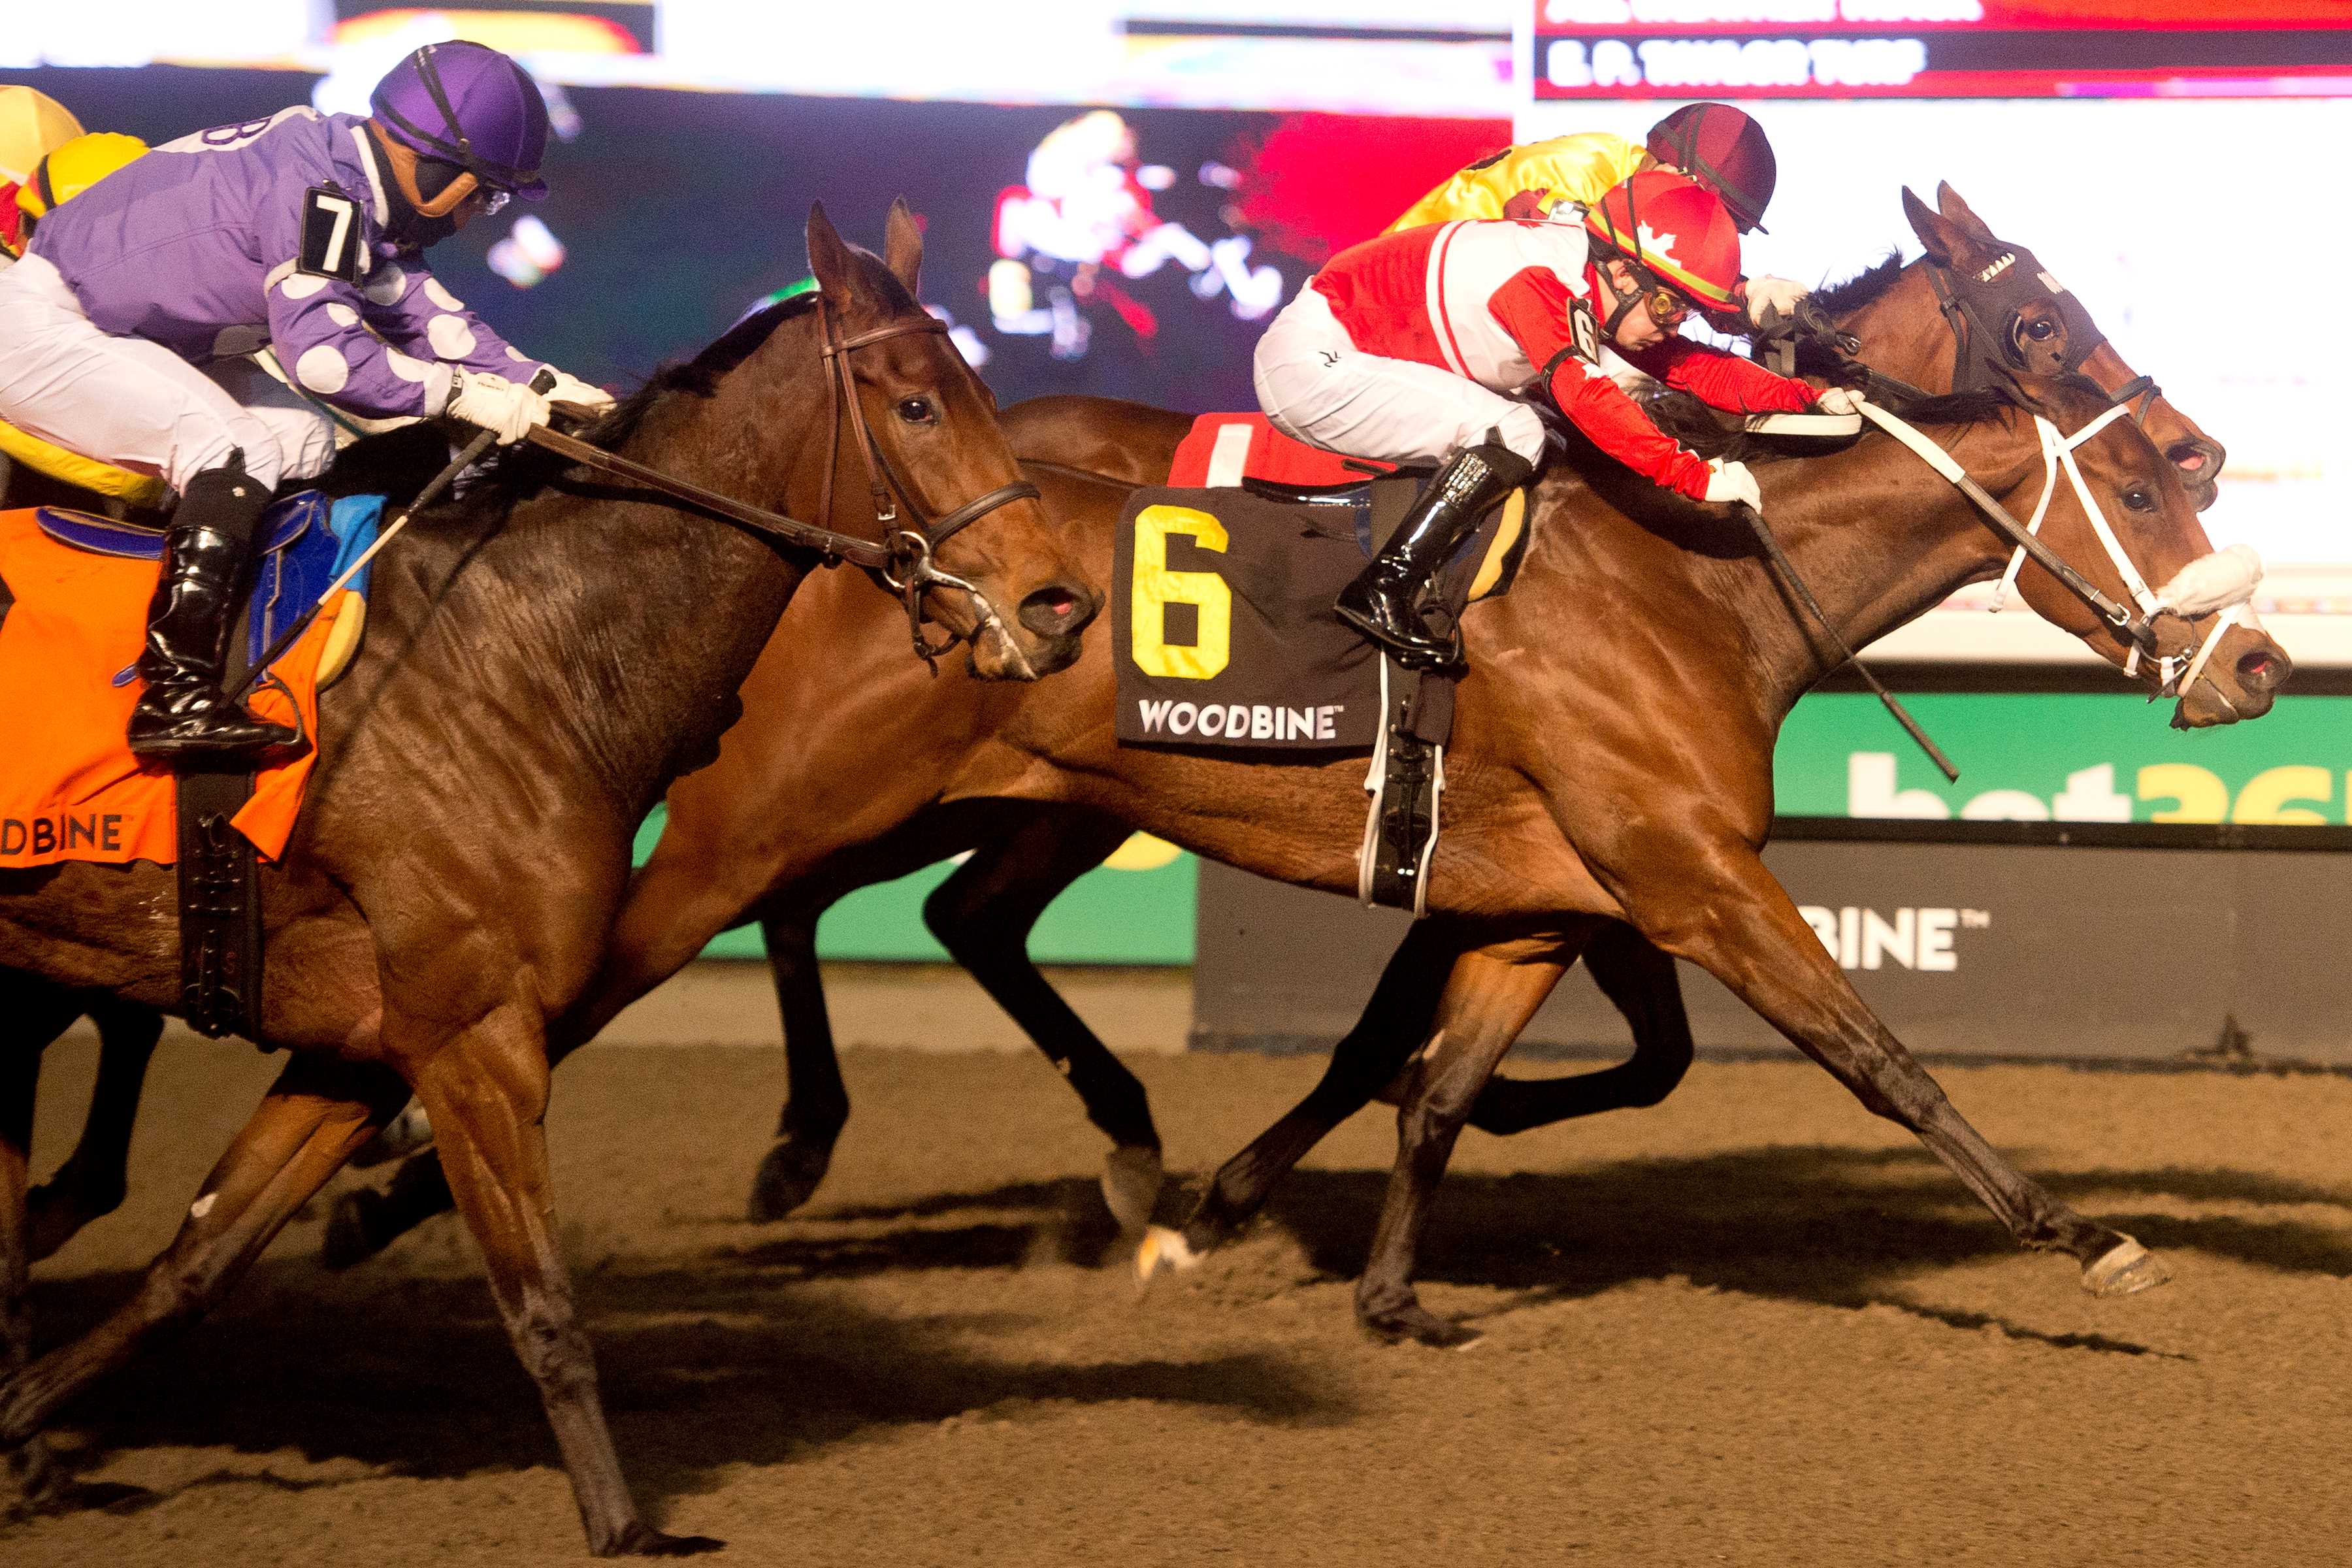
(0, 506, 348, 869)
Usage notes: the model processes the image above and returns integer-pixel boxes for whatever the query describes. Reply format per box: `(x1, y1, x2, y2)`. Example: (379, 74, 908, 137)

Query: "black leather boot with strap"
(1333, 437, 1533, 672)
(127, 455, 301, 759)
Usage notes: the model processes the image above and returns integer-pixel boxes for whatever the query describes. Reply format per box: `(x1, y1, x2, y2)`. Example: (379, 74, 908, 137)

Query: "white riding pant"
(0, 252, 336, 497)
(1252, 284, 1547, 468)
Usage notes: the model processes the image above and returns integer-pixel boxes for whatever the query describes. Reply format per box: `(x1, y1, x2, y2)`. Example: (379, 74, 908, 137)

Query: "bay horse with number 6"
(0, 201, 1097, 1554)
(315, 208, 2288, 1358)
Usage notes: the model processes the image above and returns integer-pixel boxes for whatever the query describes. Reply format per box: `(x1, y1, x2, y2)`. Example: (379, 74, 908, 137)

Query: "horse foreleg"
(406, 1000, 718, 1557)
(27, 998, 163, 1262)
(923, 808, 1162, 1231)
(1463, 922, 1695, 1135)
(746, 906, 847, 1222)
(1141, 917, 1468, 1283)
(323, 844, 770, 1266)
(0, 1050, 408, 1511)
(1618, 847, 2157, 1295)
(1354, 935, 1579, 1347)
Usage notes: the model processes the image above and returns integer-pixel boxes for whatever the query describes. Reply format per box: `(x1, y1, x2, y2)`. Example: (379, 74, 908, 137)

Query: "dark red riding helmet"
(1646, 103, 1774, 234)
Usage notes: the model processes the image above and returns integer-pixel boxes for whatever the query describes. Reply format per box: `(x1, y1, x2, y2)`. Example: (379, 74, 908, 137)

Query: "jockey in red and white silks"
(1259, 171, 1837, 670)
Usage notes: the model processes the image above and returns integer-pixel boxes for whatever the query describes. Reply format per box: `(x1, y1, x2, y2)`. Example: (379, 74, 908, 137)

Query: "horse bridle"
(1755, 253, 2258, 697)
(1919, 249, 2165, 429)
(527, 299, 1041, 669)
(816, 299, 1042, 666)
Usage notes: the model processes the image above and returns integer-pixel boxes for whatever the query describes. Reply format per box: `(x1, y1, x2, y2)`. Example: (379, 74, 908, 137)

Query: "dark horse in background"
(253, 186, 2289, 1355)
(0, 203, 1100, 1554)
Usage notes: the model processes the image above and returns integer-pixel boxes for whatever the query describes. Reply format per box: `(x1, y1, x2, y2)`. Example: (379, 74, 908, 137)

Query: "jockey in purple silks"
(0, 41, 613, 758)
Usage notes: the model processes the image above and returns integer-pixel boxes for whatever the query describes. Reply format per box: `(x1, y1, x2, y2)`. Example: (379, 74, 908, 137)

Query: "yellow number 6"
(1130, 504, 1232, 679)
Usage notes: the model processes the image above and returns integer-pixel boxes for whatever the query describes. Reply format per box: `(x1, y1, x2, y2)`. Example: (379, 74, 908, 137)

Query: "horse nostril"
(2237, 648, 2283, 692)
(1018, 582, 1096, 638)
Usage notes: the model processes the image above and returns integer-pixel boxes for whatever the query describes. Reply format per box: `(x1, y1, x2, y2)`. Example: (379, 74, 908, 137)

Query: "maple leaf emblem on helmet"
(1635, 223, 1680, 261)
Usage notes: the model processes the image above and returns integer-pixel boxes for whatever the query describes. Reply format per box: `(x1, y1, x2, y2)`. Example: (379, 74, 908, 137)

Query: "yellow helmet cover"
(0, 86, 82, 184)
(19, 131, 148, 221)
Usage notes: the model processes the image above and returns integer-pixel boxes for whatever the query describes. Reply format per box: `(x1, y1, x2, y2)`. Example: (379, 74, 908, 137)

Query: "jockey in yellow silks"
(0, 93, 165, 508)
(1388, 103, 1808, 331)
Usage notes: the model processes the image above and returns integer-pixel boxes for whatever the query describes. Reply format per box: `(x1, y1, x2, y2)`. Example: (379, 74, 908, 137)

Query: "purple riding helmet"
(368, 40, 549, 223)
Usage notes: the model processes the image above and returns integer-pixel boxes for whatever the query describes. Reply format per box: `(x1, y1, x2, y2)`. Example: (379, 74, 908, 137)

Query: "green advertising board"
(629, 808, 1199, 964)
(1776, 692, 2351, 825)
(636, 692, 2347, 965)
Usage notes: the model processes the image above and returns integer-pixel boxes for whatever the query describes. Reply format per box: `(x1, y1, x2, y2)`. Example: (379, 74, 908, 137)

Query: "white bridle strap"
(1857, 396, 2258, 702)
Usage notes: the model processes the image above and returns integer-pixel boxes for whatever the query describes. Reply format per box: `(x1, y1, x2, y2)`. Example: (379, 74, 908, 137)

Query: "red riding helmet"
(1647, 102, 1774, 234)
(1584, 171, 1744, 314)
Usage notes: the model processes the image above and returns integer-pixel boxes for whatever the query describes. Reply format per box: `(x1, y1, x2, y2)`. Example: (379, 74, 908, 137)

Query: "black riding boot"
(126, 457, 299, 759)
(1334, 438, 1534, 672)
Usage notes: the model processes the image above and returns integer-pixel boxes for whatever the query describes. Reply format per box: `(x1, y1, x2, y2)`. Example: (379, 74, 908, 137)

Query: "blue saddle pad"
(32, 490, 385, 683)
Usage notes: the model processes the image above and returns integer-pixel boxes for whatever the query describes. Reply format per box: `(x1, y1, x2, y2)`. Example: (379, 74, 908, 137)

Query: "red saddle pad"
(1166, 414, 1397, 490)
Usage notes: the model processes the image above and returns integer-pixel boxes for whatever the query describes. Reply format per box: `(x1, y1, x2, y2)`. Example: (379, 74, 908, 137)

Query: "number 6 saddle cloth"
(1113, 413, 1530, 755)
(0, 491, 380, 868)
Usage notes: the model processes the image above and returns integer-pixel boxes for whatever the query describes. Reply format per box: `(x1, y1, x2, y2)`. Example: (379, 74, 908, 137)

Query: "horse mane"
(1805, 251, 1907, 318)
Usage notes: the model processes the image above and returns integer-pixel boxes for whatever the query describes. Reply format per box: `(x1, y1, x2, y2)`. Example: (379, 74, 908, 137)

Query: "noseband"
(816, 301, 1042, 665)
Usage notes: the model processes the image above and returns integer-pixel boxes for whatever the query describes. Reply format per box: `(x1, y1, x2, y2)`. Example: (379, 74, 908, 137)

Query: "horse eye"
(2123, 488, 2157, 512)
(896, 396, 937, 425)
(2024, 318, 2058, 342)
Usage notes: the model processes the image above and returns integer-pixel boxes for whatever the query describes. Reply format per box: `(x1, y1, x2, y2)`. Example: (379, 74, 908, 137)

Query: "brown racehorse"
(28, 189, 2258, 1290)
(289, 182, 2250, 1267)
(0, 204, 1098, 1553)
(302, 203, 2290, 1363)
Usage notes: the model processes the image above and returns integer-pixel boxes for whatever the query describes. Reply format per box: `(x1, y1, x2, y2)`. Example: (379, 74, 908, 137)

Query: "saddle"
(0, 489, 382, 1039)
(1115, 415, 1533, 913)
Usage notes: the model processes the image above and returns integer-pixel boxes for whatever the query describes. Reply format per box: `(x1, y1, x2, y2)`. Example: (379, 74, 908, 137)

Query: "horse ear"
(883, 198, 923, 295)
(1935, 182, 1998, 243)
(806, 201, 861, 314)
(1903, 186, 1967, 266)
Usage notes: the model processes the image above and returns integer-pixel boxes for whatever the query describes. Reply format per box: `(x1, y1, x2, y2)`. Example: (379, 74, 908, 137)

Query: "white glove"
(1744, 274, 1808, 328)
(1814, 386, 1861, 416)
(544, 367, 615, 415)
(447, 368, 551, 446)
(1704, 458, 1763, 512)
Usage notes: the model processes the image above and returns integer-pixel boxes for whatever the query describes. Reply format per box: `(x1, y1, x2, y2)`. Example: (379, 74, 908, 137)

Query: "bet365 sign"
(1775, 693, 2352, 825)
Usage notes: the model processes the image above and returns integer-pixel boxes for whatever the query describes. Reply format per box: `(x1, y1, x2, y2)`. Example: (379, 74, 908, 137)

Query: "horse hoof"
(747, 1137, 832, 1224)
(1100, 1145, 1164, 1234)
(1134, 1224, 1201, 1288)
(599, 1522, 725, 1557)
(321, 1187, 391, 1271)
(1358, 1301, 1482, 1350)
(2083, 1235, 2171, 1298)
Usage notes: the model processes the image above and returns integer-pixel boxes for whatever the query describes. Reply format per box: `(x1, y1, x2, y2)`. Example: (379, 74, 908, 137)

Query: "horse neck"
(1706, 425, 2037, 719)
(379, 325, 838, 825)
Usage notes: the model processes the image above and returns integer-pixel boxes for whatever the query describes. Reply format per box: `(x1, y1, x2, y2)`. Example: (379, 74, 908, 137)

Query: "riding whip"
(1734, 500, 1961, 784)
(229, 370, 557, 701)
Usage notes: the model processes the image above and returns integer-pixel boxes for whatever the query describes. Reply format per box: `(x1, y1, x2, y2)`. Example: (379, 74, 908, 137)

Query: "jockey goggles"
(1634, 272, 1691, 328)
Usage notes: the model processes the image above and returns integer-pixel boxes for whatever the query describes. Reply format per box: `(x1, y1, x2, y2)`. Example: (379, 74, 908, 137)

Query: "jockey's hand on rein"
(1704, 458, 1763, 513)
(544, 367, 617, 417)
(448, 367, 554, 446)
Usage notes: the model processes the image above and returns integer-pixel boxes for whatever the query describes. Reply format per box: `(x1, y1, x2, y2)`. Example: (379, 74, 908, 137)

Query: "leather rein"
(526, 299, 1039, 666)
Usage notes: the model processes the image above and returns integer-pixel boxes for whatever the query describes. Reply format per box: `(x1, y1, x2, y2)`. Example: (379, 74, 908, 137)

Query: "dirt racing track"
(12, 1023, 2352, 1567)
